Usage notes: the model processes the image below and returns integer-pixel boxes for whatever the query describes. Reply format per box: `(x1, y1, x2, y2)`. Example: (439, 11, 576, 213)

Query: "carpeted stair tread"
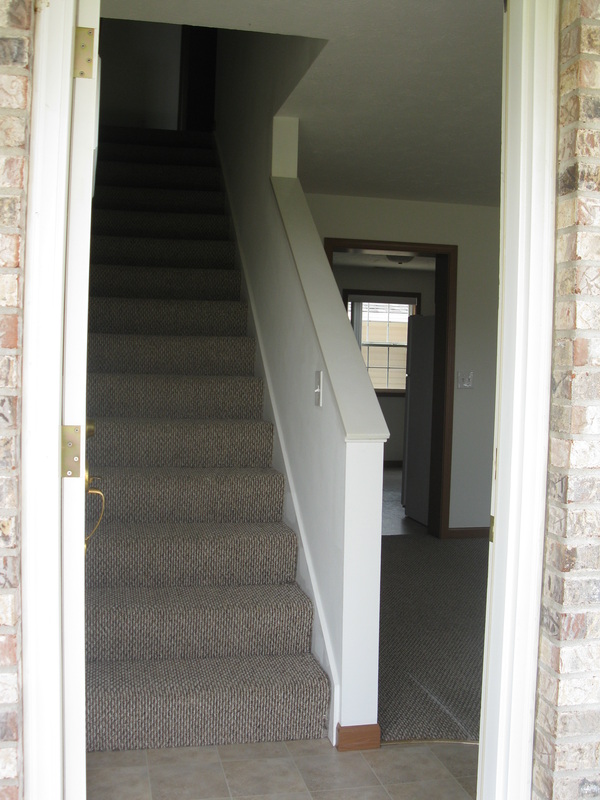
(88, 298, 247, 337)
(99, 125, 215, 148)
(93, 185, 226, 214)
(91, 208, 230, 240)
(95, 160, 222, 190)
(86, 653, 330, 750)
(98, 141, 217, 166)
(90, 466, 284, 524)
(87, 418, 274, 468)
(85, 521, 298, 589)
(86, 584, 313, 661)
(90, 234, 234, 269)
(87, 333, 255, 376)
(89, 264, 240, 300)
(86, 374, 264, 419)
(85, 125, 330, 751)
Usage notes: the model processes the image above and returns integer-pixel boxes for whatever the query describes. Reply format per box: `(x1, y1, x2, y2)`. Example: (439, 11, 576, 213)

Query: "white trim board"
(478, 0, 558, 798)
(22, 1, 77, 798)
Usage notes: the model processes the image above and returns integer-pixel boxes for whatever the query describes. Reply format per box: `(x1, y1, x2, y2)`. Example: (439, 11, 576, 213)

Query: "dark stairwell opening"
(85, 19, 330, 751)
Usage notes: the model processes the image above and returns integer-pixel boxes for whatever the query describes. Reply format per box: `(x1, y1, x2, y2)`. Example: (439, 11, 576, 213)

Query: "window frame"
(342, 289, 421, 397)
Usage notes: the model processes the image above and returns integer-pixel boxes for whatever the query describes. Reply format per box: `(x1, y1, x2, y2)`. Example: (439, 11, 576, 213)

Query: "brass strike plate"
(74, 27, 95, 79)
(61, 425, 81, 478)
(490, 515, 495, 544)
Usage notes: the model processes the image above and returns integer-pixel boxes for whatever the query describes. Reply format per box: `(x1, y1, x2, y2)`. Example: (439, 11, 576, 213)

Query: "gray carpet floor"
(378, 531, 489, 742)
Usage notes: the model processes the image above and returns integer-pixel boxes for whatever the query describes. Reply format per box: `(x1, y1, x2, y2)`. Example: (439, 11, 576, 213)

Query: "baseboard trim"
(336, 723, 381, 751)
(446, 527, 489, 539)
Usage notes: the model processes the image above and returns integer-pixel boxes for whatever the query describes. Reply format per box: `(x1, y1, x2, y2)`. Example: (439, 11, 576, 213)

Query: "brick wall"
(533, 2, 600, 798)
(0, 0, 31, 797)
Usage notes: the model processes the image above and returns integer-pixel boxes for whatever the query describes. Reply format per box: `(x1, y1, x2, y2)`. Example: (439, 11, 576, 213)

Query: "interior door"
(62, 0, 100, 796)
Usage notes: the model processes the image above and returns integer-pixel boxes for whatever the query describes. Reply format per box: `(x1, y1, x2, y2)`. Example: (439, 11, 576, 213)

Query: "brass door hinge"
(61, 425, 81, 477)
(490, 515, 495, 544)
(74, 27, 95, 79)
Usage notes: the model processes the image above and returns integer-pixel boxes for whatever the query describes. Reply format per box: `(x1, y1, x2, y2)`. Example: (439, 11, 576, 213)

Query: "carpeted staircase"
(84, 126, 330, 751)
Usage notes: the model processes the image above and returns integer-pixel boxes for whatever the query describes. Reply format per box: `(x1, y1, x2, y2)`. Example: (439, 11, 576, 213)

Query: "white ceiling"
(100, 0, 504, 206)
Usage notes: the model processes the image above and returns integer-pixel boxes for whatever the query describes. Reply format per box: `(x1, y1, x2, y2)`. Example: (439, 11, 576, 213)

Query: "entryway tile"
(86, 765, 152, 800)
(385, 778, 472, 799)
(294, 751, 381, 793)
(429, 743, 478, 777)
(147, 747, 228, 800)
(222, 756, 307, 797)
(362, 745, 455, 785)
(310, 787, 391, 799)
(218, 741, 289, 761)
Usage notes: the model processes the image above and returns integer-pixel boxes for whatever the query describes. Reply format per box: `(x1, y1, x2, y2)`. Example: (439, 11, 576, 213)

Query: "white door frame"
(22, 0, 99, 798)
(21, 0, 559, 797)
(478, 1, 559, 798)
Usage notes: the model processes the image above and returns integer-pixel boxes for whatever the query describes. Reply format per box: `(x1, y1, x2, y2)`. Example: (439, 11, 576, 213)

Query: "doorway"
(324, 237, 457, 538)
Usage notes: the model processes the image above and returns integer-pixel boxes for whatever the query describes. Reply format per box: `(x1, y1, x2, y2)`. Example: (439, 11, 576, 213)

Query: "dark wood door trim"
(324, 237, 457, 539)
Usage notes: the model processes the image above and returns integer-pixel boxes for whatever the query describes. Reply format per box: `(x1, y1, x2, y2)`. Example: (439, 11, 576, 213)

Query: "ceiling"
(100, 0, 504, 206)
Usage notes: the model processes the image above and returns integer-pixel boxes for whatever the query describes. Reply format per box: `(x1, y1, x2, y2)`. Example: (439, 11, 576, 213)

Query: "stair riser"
(89, 265, 241, 300)
(87, 334, 255, 377)
(86, 657, 330, 750)
(88, 471, 284, 524)
(93, 185, 226, 214)
(86, 604, 312, 661)
(90, 235, 235, 269)
(87, 375, 264, 420)
(92, 210, 229, 240)
(88, 299, 247, 337)
(96, 161, 221, 190)
(99, 126, 215, 148)
(98, 142, 217, 166)
(87, 421, 273, 468)
(85, 528, 297, 589)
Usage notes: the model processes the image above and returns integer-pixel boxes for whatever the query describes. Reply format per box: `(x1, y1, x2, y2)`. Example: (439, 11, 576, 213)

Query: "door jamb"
(478, 1, 559, 797)
(22, 1, 78, 798)
(20, 1, 559, 797)
(324, 237, 456, 538)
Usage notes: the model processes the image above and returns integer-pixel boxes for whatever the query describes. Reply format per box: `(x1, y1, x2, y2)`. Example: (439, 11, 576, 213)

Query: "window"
(345, 292, 419, 392)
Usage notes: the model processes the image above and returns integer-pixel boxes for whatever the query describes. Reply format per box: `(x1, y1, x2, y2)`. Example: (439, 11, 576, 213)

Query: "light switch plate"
(457, 371, 474, 389)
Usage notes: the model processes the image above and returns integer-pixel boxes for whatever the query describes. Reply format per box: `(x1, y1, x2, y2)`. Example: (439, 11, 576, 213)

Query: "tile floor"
(87, 739, 478, 799)
(381, 469, 427, 537)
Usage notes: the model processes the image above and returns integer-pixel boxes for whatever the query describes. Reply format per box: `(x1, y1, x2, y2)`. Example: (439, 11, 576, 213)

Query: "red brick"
(0, 636, 17, 667)
(0, 712, 17, 742)
(0, 316, 17, 350)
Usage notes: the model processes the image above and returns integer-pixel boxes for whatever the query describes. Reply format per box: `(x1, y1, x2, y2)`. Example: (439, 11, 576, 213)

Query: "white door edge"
(21, 0, 98, 798)
(63, 1, 100, 797)
(478, 1, 559, 798)
(22, 1, 77, 798)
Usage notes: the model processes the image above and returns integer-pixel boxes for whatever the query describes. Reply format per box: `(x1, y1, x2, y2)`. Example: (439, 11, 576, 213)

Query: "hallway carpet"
(378, 533, 489, 742)
(85, 126, 329, 750)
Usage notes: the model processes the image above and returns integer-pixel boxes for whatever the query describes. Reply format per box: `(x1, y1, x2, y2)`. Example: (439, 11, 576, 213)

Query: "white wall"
(308, 194, 500, 529)
(99, 18, 181, 129)
(216, 29, 389, 736)
(331, 264, 436, 463)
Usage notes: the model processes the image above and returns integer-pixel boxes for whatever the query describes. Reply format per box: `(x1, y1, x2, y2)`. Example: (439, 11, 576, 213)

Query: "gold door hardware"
(74, 27, 95, 79)
(84, 420, 104, 553)
(61, 425, 81, 478)
(85, 464, 105, 554)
